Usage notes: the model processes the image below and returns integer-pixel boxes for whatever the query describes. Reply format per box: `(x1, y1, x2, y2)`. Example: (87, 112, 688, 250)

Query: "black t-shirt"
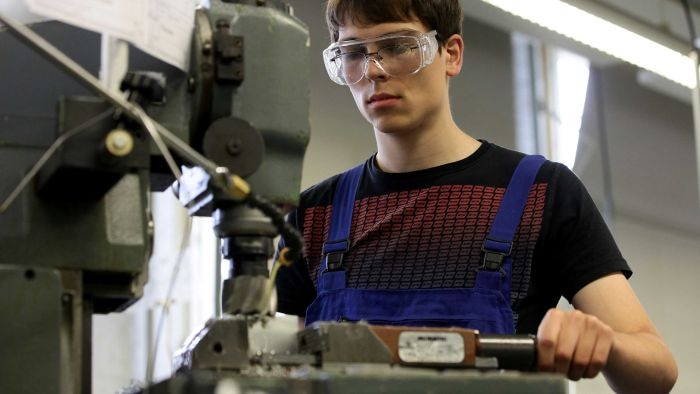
(276, 142, 631, 334)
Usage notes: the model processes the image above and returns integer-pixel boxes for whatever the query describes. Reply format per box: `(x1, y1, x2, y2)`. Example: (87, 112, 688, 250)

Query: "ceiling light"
(480, 0, 696, 88)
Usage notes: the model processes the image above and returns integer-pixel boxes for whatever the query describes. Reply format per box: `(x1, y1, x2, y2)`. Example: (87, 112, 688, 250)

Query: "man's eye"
(340, 44, 366, 54)
(341, 52, 366, 62)
(381, 44, 413, 57)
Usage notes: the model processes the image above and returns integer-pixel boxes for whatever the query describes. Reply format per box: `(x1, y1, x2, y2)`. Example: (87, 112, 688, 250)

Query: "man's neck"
(374, 121, 481, 173)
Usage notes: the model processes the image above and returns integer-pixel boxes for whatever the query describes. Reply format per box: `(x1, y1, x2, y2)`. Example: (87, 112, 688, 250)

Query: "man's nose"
(364, 56, 388, 81)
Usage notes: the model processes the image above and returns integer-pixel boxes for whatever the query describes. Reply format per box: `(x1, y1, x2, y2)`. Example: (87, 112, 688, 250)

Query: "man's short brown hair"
(325, 0, 463, 45)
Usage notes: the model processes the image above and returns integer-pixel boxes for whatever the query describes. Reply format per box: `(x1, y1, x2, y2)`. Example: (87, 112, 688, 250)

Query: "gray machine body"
(0, 2, 310, 393)
(153, 319, 568, 394)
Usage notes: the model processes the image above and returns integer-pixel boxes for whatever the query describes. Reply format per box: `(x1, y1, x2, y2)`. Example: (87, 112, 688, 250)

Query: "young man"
(276, 1, 677, 392)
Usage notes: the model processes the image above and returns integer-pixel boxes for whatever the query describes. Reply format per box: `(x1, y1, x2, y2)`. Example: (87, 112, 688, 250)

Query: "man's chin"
(372, 120, 413, 135)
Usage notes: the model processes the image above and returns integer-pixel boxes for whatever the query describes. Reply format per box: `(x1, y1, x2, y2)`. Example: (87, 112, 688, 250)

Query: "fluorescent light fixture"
(481, 0, 696, 88)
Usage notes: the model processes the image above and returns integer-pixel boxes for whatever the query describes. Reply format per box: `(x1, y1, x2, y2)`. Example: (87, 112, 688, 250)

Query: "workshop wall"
(575, 63, 700, 394)
(576, 64, 699, 234)
(577, 215, 700, 394)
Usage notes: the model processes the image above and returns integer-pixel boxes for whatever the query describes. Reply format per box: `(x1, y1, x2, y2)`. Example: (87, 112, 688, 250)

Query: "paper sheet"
(139, 0, 195, 71)
(0, 0, 49, 25)
(23, 0, 196, 71)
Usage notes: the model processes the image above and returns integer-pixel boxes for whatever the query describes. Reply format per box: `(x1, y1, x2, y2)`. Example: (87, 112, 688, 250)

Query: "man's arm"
(537, 273, 677, 393)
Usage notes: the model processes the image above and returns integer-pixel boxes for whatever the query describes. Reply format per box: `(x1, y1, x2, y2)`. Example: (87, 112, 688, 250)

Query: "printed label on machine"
(397, 331, 465, 363)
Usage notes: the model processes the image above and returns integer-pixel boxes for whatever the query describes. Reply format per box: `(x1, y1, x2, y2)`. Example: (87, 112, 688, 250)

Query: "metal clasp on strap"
(481, 250, 507, 271)
(322, 238, 349, 272)
(481, 238, 513, 271)
(324, 252, 345, 272)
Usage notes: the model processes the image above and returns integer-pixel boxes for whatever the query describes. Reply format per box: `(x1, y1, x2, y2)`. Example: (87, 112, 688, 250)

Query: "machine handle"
(478, 334, 538, 371)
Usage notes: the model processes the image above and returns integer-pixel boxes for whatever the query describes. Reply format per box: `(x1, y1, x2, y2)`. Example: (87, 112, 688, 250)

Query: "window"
(513, 33, 590, 169)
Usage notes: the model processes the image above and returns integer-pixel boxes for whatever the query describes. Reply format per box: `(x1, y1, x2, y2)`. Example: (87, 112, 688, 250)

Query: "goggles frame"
(322, 30, 439, 85)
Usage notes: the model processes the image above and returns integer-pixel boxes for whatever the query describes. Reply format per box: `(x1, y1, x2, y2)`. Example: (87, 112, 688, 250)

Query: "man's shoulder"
(298, 160, 369, 208)
(483, 141, 525, 159)
(476, 141, 566, 184)
(299, 175, 337, 206)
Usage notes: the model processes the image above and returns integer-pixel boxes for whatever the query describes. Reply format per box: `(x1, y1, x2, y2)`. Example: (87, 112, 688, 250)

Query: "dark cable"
(206, 170, 303, 263)
(247, 193, 303, 263)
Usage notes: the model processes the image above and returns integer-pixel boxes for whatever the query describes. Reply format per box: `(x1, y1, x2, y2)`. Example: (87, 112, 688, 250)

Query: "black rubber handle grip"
(477, 334, 537, 371)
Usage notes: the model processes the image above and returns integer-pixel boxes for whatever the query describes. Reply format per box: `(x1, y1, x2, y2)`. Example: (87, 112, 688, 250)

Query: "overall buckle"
(324, 252, 345, 272)
(481, 238, 513, 271)
(481, 250, 507, 271)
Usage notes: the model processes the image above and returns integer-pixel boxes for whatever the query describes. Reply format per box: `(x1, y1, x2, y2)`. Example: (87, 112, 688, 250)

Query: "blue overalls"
(305, 155, 546, 334)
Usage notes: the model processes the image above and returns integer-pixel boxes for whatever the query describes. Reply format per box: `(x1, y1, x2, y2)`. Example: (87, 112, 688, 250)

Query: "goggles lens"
(323, 30, 439, 85)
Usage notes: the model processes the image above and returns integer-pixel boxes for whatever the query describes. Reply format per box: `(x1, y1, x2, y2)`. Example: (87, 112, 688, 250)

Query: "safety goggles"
(322, 30, 439, 85)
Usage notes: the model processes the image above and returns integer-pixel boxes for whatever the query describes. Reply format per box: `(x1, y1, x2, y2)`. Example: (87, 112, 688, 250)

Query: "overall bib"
(305, 155, 546, 334)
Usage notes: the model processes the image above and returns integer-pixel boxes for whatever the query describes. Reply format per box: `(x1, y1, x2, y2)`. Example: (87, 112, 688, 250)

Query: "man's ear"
(444, 34, 464, 77)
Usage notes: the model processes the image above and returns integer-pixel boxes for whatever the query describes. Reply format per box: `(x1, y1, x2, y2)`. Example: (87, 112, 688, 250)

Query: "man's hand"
(536, 274, 676, 393)
(537, 308, 614, 380)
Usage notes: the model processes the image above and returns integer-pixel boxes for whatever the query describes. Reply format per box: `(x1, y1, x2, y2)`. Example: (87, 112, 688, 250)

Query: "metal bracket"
(214, 20, 244, 84)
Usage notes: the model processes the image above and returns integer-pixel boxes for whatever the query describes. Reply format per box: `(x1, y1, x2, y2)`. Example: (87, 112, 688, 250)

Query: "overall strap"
(322, 163, 364, 272)
(482, 155, 546, 270)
